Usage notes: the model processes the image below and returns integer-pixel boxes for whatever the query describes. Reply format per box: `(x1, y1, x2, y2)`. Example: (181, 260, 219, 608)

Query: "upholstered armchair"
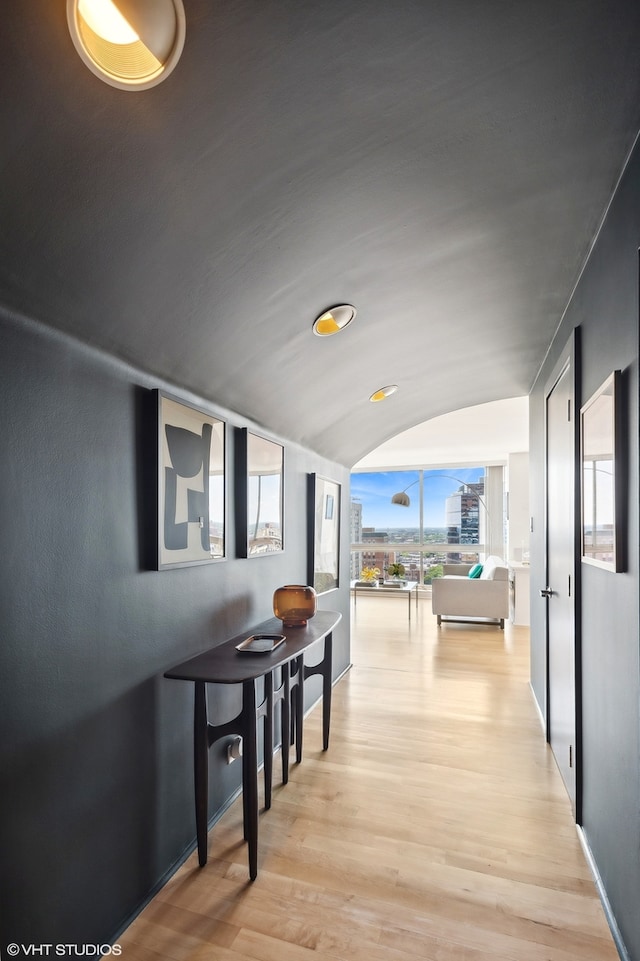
(431, 555, 509, 628)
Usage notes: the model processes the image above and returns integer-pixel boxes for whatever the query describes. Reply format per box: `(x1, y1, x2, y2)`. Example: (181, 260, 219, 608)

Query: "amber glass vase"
(273, 585, 317, 627)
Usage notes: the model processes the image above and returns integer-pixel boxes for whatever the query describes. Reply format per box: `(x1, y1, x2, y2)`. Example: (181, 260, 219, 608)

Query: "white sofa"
(431, 555, 509, 628)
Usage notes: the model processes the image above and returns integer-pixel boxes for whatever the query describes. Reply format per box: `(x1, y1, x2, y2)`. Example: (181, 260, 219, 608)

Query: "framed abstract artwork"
(157, 392, 225, 569)
(580, 370, 622, 572)
(235, 428, 284, 557)
(308, 474, 340, 594)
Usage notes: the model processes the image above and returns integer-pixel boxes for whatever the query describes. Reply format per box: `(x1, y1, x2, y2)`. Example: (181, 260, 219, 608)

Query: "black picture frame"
(157, 391, 225, 569)
(308, 473, 341, 594)
(235, 428, 284, 557)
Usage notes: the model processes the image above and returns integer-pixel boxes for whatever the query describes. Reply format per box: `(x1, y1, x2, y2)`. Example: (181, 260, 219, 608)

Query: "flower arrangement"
(386, 562, 406, 578)
(359, 566, 380, 583)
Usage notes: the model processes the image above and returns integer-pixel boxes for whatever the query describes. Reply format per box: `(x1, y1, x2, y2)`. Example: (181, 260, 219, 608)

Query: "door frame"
(543, 328, 583, 822)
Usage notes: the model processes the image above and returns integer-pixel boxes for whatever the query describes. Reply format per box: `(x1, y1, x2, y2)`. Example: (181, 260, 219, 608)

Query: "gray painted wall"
(0, 310, 351, 944)
(529, 143, 640, 960)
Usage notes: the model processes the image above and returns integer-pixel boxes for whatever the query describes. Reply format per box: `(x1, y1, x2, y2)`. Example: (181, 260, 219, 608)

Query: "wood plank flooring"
(119, 597, 618, 960)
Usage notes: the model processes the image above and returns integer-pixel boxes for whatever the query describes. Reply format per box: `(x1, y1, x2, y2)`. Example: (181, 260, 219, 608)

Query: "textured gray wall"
(0, 312, 351, 944)
(529, 143, 640, 960)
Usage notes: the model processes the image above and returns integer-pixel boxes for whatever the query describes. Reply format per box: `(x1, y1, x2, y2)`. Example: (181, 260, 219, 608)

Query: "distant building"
(350, 500, 363, 578)
(445, 481, 485, 560)
(361, 528, 393, 576)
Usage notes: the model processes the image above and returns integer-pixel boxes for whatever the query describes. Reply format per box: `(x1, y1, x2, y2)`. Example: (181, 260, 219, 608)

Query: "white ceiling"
(354, 396, 529, 470)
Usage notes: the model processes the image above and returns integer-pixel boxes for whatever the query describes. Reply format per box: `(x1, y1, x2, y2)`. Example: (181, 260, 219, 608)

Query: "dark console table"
(164, 610, 341, 880)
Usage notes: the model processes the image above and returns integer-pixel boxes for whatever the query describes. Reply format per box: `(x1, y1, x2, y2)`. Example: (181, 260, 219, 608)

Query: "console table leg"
(242, 679, 259, 881)
(263, 672, 273, 810)
(293, 655, 304, 764)
(194, 681, 209, 867)
(322, 633, 333, 750)
(281, 667, 290, 784)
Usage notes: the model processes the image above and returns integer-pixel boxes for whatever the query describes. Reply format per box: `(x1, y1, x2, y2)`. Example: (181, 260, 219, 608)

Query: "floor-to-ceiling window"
(350, 467, 500, 585)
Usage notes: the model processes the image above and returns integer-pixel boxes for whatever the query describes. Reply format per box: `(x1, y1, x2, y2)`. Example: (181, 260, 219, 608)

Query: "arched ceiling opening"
(354, 396, 528, 471)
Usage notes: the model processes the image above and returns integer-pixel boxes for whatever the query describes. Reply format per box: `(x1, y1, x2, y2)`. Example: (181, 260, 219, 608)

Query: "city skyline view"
(350, 468, 485, 529)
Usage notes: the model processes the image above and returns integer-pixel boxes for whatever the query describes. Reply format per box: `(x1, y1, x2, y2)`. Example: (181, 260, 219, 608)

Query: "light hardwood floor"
(120, 596, 619, 960)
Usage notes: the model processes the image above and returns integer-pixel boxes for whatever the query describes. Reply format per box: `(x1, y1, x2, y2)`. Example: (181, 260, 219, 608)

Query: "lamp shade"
(391, 491, 411, 506)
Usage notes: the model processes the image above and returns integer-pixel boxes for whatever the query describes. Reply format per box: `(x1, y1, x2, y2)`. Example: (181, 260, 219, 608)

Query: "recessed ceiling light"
(369, 385, 398, 402)
(67, 0, 186, 91)
(312, 304, 357, 337)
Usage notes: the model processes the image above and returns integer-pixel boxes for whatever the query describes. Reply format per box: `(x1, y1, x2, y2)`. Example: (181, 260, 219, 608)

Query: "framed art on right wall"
(580, 370, 623, 571)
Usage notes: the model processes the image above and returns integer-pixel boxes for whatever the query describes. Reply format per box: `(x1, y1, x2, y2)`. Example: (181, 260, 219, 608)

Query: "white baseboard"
(577, 825, 630, 961)
(528, 681, 546, 732)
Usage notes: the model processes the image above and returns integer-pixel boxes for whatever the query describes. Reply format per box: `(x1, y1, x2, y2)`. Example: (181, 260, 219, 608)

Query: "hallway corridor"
(120, 598, 618, 960)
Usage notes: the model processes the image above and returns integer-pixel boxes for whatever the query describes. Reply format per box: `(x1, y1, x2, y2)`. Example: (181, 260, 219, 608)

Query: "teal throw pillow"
(468, 563, 483, 579)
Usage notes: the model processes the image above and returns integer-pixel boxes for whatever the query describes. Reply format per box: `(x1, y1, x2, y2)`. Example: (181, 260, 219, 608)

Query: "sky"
(249, 474, 282, 529)
(350, 468, 484, 529)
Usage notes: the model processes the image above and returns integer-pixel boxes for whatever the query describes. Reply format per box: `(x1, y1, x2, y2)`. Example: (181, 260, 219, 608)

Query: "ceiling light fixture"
(369, 385, 398, 403)
(67, 0, 186, 90)
(312, 304, 357, 337)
